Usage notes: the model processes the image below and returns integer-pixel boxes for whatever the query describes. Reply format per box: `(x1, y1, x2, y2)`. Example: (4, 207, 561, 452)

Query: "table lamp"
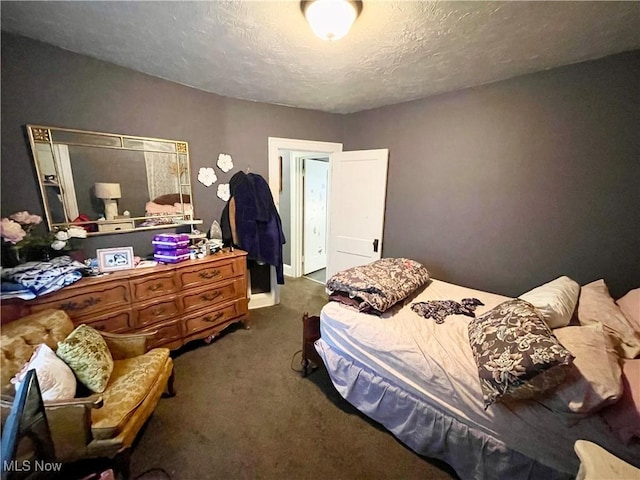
(95, 182, 121, 220)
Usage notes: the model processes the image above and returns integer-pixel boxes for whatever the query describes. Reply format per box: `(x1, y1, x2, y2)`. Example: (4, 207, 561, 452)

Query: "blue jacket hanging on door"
(221, 171, 286, 284)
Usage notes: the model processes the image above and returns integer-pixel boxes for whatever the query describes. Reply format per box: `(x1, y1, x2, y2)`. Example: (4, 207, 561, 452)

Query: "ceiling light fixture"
(301, 0, 362, 41)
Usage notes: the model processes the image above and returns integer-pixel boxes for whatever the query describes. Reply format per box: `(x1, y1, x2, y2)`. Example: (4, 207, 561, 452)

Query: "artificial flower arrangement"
(1, 211, 87, 264)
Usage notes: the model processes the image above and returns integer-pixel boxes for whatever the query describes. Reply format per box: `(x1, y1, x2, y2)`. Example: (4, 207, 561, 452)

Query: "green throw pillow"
(56, 324, 114, 393)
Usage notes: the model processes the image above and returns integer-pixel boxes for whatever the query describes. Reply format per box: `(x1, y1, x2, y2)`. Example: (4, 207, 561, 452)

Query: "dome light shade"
(302, 0, 361, 41)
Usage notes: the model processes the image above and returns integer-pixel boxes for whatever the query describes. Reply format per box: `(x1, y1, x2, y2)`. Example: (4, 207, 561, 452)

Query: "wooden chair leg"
(164, 368, 176, 398)
(114, 448, 131, 480)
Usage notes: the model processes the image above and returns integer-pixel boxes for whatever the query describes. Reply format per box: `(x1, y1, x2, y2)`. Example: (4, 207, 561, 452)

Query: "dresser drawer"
(76, 309, 133, 333)
(130, 272, 178, 302)
(178, 257, 243, 289)
(133, 296, 181, 328)
(137, 318, 183, 349)
(29, 280, 130, 319)
(182, 299, 245, 336)
(179, 278, 244, 315)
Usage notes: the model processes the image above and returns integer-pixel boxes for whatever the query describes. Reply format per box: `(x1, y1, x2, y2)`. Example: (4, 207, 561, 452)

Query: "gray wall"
(345, 50, 640, 298)
(1, 33, 343, 258)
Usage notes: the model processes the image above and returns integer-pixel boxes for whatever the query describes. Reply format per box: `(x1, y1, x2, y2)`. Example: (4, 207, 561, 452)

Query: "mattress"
(317, 279, 639, 479)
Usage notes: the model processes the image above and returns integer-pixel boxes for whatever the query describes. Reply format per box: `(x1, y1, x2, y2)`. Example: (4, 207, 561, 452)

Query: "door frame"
(268, 137, 343, 277)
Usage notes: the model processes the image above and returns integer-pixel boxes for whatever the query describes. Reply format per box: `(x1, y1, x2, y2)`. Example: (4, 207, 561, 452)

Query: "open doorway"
(301, 156, 329, 284)
(280, 151, 330, 284)
(268, 138, 343, 285)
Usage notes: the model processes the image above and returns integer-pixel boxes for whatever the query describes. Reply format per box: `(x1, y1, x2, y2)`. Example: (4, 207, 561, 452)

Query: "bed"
(139, 193, 194, 226)
(315, 260, 640, 479)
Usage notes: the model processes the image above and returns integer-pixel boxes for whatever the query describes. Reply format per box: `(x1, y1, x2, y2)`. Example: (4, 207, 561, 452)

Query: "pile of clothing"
(220, 171, 286, 284)
(1, 256, 86, 300)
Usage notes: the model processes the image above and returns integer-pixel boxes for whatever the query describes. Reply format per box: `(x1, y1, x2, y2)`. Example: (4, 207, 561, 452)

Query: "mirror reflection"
(27, 125, 194, 235)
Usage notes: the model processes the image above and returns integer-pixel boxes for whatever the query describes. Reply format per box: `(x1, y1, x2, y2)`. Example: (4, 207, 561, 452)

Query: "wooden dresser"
(1, 249, 249, 350)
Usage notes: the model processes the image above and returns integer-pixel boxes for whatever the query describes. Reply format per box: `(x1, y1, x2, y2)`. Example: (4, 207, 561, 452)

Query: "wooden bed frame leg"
(301, 312, 322, 377)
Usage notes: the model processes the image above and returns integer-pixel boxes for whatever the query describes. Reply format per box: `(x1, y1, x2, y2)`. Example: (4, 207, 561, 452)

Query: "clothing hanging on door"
(221, 171, 286, 284)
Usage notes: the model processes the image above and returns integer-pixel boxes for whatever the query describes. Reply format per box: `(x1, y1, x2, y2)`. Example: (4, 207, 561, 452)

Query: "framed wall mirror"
(27, 125, 195, 236)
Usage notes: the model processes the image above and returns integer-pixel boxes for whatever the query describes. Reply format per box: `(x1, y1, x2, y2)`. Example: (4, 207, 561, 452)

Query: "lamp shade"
(303, 0, 359, 41)
(94, 182, 121, 199)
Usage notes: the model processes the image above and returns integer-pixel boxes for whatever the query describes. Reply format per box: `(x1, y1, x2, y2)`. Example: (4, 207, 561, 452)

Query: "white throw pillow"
(11, 344, 76, 402)
(519, 276, 580, 329)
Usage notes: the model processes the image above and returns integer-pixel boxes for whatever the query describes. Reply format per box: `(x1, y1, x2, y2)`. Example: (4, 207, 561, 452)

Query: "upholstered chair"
(0, 309, 175, 477)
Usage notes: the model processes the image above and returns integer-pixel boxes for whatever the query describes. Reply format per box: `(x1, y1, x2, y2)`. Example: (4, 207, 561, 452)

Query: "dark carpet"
(129, 277, 458, 480)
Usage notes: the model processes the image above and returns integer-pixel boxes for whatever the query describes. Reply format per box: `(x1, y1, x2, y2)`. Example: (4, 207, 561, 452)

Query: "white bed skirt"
(316, 338, 573, 480)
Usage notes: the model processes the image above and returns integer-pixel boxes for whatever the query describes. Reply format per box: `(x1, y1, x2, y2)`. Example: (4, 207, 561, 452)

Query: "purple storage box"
(152, 233, 190, 249)
(153, 247, 190, 257)
(154, 252, 190, 264)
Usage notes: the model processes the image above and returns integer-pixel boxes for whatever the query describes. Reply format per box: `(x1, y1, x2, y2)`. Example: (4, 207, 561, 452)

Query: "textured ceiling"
(1, 1, 639, 114)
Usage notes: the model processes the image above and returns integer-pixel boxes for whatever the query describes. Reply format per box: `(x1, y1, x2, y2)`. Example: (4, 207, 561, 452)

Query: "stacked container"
(152, 233, 190, 263)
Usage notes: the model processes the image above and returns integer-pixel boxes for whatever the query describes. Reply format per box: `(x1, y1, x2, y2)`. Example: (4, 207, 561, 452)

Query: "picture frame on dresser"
(97, 246, 134, 272)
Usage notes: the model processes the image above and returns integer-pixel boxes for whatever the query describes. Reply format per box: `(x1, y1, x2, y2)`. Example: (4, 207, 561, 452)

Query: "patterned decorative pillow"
(56, 325, 114, 393)
(468, 299, 574, 409)
(326, 258, 430, 314)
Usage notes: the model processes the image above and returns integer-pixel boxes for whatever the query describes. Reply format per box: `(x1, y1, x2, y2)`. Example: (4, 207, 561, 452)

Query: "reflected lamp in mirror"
(94, 182, 121, 220)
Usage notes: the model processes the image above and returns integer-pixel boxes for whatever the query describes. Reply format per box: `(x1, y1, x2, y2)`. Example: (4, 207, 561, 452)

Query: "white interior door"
(326, 149, 389, 278)
(303, 158, 329, 274)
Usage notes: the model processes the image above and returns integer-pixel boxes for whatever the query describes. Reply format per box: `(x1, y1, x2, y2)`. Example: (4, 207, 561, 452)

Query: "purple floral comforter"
(326, 257, 430, 315)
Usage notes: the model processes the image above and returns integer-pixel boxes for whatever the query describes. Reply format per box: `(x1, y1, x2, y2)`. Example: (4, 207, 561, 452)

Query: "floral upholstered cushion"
(91, 348, 170, 440)
(56, 324, 114, 393)
(468, 299, 574, 409)
(326, 258, 430, 314)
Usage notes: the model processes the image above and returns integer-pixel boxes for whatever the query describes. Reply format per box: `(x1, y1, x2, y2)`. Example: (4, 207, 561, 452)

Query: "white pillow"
(519, 276, 580, 328)
(11, 344, 76, 402)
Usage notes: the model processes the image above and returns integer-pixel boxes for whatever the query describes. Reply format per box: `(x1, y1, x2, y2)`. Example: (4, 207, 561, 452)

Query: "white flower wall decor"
(217, 153, 234, 173)
(197, 167, 217, 187)
(217, 184, 230, 202)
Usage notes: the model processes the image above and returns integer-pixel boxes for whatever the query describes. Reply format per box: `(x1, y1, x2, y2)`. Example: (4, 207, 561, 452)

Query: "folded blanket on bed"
(411, 298, 484, 324)
(326, 257, 430, 314)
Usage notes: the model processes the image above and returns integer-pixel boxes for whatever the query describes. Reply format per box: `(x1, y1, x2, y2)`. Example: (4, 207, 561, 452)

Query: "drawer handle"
(153, 307, 166, 316)
(61, 297, 102, 312)
(148, 283, 163, 292)
(203, 312, 224, 323)
(199, 269, 220, 279)
(95, 325, 106, 331)
(201, 291, 222, 302)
